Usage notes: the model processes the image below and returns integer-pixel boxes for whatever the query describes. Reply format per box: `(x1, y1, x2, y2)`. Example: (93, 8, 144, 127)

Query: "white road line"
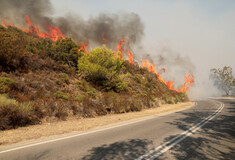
(137, 101, 224, 160)
(0, 102, 196, 154)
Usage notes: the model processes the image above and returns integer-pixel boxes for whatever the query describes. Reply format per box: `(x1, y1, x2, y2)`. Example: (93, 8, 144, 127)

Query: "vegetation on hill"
(0, 25, 188, 130)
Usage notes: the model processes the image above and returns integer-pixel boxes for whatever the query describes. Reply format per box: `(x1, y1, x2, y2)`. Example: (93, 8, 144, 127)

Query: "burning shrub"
(77, 47, 124, 91)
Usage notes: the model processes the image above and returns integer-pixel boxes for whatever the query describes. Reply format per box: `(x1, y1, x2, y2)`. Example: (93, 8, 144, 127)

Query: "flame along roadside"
(1, 16, 194, 92)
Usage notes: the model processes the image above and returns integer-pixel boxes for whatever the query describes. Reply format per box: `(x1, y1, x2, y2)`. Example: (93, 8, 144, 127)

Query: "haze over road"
(0, 99, 234, 160)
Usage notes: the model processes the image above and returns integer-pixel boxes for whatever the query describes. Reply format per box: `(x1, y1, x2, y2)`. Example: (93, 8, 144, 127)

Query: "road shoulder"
(0, 102, 194, 147)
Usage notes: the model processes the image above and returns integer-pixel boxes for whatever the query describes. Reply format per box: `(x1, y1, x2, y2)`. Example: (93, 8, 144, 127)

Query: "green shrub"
(87, 90, 96, 98)
(0, 94, 37, 130)
(130, 104, 142, 112)
(74, 94, 83, 102)
(162, 93, 174, 104)
(0, 28, 27, 71)
(134, 76, 141, 83)
(162, 94, 169, 101)
(0, 77, 14, 94)
(107, 79, 128, 92)
(178, 92, 189, 102)
(150, 95, 156, 102)
(54, 91, 69, 100)
(0, 94, 17, 106)
(77, 47, 124, 91)
(60, 73, 69, 84)
(174, 96, 181, 103)
(167, 100, 174, 104)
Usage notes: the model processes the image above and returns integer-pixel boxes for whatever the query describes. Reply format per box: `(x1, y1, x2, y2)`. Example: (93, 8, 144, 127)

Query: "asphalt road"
(0, 99, 234, 160)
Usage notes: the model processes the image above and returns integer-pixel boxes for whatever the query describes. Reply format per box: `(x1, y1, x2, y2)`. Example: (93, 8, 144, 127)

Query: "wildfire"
(1, 19, 16, 28)
(166, 81, 175, 90)
(177, 74, 194, 92)
(78, 43, 88, 53)
(127, 50, 134, 64)
(102, 32, 108, 44)
(141, 59, 194, 92)
(1, 16, 194, 92)
(1, 15, 65, 42)
(116, 39, 125, 59)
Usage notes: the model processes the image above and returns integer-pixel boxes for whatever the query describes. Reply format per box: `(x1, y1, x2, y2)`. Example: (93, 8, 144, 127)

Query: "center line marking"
(137, 101, 224, 160)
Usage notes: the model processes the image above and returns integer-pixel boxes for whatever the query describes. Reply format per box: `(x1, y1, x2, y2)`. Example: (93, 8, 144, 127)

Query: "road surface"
(0, 99, 234, 160)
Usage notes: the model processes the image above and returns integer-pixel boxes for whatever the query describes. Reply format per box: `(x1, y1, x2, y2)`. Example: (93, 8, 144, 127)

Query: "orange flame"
(177, 74, 194, 92)
(24, 15, 64, 42)
(116, 39, 125, 59)
(1, 15, 65, 42)
(166, 81, 175, 90)
(127, 50, 134, 64)
(1, 19, 28, 31)
(142, 59, 147, 68)
(142, 59, 179, 90)
(1, 19, 15, 28)
(102, 32, 108, 44)
(142, 59, 156, 74)
(78, 43, 88, 53)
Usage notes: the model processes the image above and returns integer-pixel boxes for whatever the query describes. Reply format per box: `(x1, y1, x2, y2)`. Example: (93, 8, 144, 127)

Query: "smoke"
(55, 13, 144, 47)
(138, 46, 196, 86)
(0, 0, 53, 28)
(0, 0, 144, 47)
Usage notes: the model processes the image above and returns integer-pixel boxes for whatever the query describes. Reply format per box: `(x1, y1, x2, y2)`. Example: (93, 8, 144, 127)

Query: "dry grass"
(0, 102, 194, 146)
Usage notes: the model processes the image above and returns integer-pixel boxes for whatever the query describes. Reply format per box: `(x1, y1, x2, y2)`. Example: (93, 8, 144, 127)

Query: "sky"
(48, 0, 235, 98)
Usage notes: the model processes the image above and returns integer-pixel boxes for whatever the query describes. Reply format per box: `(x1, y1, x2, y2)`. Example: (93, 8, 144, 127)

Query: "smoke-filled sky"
(50, 0, 235, 71)
(50, 0, 235, 98)
(1, 0, 234, 98)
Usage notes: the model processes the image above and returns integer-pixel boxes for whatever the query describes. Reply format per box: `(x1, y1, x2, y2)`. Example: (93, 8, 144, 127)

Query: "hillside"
(0, 25, 189, 130)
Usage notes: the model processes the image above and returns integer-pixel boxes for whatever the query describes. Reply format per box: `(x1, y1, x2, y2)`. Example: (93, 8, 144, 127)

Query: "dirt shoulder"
(0, 102, 194, 146)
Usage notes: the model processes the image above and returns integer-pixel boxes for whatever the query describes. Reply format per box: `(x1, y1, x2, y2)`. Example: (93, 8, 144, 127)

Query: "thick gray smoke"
(0, 0, 144, 47)
(0, 0, 53, 28)
(56, 13, 144, 47)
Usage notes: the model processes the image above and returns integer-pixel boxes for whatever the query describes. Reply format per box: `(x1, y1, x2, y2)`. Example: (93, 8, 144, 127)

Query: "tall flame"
(116, 39, 125, 59)
(177, 74, 194, 92)
(78, 43, 88, 53)
(142, 59, 147, 68)
(166, 81, 175, 90)
(127, 50, 134, 64)
(102, 32, 108, 44)
(1, 15, 65, 42)
(1, 19, 16, 28)
(141, 58, 194, 92)
(24, 15, 65, 42)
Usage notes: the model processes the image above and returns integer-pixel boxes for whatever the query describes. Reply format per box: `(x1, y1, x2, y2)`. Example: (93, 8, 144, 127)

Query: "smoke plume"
(0, 0, 144, 47)
(1, 0, 209, 98)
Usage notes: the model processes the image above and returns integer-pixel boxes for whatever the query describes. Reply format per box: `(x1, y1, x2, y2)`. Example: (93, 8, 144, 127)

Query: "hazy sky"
(51, 0, 235, 97)
(50, 0, 234, 70)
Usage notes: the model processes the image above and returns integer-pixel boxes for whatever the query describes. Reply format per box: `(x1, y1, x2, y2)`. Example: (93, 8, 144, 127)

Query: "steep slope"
(0, 25, 189, 130)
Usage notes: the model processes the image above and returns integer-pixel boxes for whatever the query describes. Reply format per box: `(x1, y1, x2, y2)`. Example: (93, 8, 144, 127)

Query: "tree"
(210, 66, 235, 95)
